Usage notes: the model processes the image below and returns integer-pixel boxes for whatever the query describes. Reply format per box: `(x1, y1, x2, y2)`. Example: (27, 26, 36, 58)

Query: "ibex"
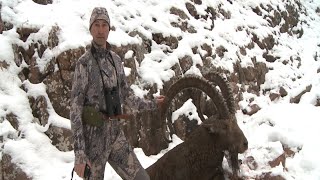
(147, 73, 248, 180)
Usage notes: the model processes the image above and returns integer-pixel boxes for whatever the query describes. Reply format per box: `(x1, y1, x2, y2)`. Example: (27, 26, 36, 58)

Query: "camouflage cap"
(89, 7, 110, 30)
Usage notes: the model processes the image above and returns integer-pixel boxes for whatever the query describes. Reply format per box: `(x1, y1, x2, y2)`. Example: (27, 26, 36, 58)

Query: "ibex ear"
(203, 121, 228, 135)
(203, 123, 224, 135)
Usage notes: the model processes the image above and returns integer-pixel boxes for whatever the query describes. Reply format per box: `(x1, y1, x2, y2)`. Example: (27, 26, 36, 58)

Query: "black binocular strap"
(71, 168, 74, 180)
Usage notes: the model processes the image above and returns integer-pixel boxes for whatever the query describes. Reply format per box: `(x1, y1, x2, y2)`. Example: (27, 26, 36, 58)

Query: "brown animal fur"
(147, 116, 248, 180)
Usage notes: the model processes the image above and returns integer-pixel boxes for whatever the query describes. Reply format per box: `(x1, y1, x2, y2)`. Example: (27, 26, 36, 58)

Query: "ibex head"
(202, 72, 248, 175)
(203, 116, 248, 153)
(162, 73, 248, 175)
(202, 116, 248, 176)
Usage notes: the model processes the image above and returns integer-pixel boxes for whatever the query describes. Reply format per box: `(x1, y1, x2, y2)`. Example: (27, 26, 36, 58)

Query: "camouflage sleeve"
(70, 59, 89, 165)
(119, 65, 157, 112)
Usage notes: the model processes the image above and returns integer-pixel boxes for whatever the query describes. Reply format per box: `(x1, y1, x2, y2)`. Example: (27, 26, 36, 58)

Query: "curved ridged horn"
(161, 74, 229, 142)
(192, 72, 235, 121)
(203, 72, 236, 114)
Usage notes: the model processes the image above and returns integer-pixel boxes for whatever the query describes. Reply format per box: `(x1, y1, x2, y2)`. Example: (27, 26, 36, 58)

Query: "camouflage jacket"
(70, 42, 157, 164)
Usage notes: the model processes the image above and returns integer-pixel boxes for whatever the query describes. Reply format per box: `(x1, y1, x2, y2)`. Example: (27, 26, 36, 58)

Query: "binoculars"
(101, 86, 121, 116)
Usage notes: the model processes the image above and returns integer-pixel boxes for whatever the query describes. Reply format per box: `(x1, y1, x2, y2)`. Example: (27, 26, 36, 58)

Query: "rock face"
(0, 0, 312, 178)
(7, 1, 303, 152)
(0, 3, 2, 34)
(0, 154, 32, 180)
(32, 0, 52, 5)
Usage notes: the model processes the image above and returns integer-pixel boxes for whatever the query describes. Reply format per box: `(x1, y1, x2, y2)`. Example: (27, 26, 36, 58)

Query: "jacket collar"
(91, 41, 112, 59)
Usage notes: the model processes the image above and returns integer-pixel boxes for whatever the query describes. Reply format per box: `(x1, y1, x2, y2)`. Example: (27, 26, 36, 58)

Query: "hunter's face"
(90, 19, 110, 47)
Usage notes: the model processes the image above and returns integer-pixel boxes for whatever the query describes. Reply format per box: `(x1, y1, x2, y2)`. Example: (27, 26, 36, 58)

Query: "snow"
(0, 0, 320, 179)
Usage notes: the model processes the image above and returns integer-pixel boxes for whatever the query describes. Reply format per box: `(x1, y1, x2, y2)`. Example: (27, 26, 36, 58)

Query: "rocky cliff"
(0, 0, 319, 179)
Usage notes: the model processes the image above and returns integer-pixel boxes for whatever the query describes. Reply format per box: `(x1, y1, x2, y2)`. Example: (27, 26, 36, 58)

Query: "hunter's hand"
(74, 163, 86, 178)
(74, 162, 92, 178)
(156, 95, 165, 109)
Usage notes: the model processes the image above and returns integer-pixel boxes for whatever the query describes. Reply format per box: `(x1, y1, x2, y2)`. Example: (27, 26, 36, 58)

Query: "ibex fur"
(147, 74, 248, 180)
